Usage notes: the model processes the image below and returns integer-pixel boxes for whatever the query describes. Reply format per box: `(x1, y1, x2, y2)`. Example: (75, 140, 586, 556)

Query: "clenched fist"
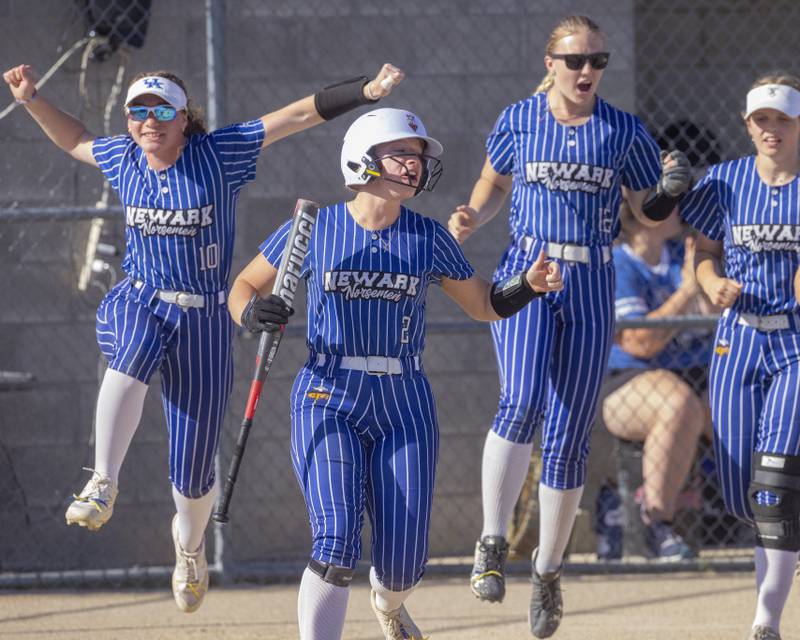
(658, 149, 691, 198)
(448, 205, 479, 244)
(526, 250, 564, 294)
(704, 276, 742, 308)
(3, 64, 37, 102)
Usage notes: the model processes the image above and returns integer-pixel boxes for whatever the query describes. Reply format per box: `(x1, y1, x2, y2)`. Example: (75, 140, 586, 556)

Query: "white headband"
(125, 76, 187, 110)
(745, 84, 800, 119)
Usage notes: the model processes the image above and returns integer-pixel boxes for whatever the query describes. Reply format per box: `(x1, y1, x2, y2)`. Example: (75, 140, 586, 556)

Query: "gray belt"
(736, 312, 791, 332)
(316, 354, 420, 376)
(132, 279, 225, 309)
(519, 238, 611, 264)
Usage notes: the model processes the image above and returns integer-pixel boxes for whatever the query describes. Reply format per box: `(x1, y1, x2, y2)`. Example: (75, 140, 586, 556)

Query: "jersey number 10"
(199, 243, 219, 271)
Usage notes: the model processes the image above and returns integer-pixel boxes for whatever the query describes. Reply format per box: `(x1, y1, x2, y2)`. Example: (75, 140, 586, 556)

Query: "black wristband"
(490, 272, 541, 318)
(642, 190, 680, 222)
(314, 76, 375, 121)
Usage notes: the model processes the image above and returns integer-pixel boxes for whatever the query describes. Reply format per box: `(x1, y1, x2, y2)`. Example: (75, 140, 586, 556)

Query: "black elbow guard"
(642, 190, 681, 222)
(314, 76, 375, 121)
(490, 273, 541, 318)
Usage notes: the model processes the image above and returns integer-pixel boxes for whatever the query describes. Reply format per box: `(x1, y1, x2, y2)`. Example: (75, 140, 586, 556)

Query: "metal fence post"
(205, 0, 229, 583)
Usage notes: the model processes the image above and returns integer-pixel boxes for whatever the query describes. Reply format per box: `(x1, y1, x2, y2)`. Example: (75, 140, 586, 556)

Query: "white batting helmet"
(341, 108, 444, 193)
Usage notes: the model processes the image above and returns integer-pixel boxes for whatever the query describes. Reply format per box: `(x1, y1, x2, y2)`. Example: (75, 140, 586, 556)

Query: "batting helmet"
(340, 108, 443, 194)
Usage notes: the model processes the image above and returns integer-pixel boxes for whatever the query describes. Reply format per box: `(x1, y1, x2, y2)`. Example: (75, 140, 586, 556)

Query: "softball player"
(680, 73, 800, 640)
(228, 107, 563, 640)
(447, 15, 690, 637)
(3, 61, 402, 613)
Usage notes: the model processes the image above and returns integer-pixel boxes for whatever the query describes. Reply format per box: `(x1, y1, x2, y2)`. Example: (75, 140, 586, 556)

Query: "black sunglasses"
(549, 52, 610, 71)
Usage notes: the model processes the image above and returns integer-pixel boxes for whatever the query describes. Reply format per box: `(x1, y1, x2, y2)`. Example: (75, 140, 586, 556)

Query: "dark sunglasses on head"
(126, 105, 178, 122)
(549, 52, 610, 71)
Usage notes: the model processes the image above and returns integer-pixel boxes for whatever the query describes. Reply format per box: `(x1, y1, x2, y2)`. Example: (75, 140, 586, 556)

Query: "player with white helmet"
(228, 106, 563, 640)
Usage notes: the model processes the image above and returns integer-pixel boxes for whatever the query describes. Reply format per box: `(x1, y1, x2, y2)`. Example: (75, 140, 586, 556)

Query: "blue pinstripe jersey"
(607, 241, 712, 371)
(260, 203, 474, 357)
(680, 156, 800, 315)
(486, 93, 662, 245)
(93, 120, 265, 293)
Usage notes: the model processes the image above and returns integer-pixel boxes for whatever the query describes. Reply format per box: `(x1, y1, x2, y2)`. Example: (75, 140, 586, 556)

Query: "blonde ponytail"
(533, 72, 556, 95)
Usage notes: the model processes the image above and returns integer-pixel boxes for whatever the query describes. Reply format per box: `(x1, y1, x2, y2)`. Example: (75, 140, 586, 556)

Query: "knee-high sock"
(481, 430, 534, 539)
(94, 368, 148, 483)
(298, 567, 349, 640)
(171, 482, 218, 552)
(753, 546, 799, 632)
(369, 566, 416, 612)
(535, 483, 584, 574)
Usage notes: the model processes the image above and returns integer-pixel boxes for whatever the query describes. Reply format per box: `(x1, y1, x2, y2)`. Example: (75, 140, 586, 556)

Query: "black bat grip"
(212, 417, 254, 523)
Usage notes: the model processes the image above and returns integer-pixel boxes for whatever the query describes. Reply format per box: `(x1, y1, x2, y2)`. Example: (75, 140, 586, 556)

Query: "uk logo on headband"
(125, 76, 187, 110)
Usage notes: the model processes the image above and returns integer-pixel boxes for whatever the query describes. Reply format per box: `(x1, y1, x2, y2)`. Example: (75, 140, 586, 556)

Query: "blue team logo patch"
(143, 78, 164, 89)
(714, 338, 730, 356)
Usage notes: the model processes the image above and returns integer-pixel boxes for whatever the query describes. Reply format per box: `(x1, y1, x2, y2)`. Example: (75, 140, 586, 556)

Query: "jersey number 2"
(400, 315, 411, 344)
(199, 243, 219, 271)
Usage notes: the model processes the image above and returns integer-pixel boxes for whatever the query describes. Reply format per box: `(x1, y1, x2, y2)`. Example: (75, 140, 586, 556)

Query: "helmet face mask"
(369, 149, 444, 195)
(341, 108, 443, 195)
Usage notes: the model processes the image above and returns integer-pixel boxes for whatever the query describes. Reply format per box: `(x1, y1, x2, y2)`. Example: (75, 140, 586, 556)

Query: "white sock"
(298, 566, 349, 640)
(535, 483, 584, 575)
(753, 546, 799, 632)
(481, 430, 534, 539)
(171, 482, 218, 552)
(369, 566, 416, 612)
(94, 369, 148, 483)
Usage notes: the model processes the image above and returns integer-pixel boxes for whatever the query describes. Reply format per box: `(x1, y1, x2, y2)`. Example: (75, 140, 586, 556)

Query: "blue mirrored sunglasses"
(126, 105, 178, 122)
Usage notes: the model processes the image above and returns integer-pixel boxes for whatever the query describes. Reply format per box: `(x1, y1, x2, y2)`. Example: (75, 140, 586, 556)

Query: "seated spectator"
(602, 203, 714, 561)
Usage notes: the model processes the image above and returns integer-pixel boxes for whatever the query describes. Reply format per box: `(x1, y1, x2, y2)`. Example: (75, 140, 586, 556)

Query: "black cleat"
(529, 548, 563, 638)
(470, 535, 509, 603)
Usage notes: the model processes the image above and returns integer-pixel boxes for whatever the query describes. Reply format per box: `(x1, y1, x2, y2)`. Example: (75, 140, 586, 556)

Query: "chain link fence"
(2, 0, 796, 583)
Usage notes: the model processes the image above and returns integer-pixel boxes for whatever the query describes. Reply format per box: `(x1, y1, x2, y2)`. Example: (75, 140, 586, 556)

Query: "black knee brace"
(748, 452, 800, 551)
(307, 558, 355, 587)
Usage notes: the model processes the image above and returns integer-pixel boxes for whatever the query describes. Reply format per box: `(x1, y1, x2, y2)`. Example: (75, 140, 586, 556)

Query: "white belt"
(519, 238, 611, 264)
(316, 354, 420, 376)
(157, 290, 206, 308)
(547, 241, 611, 264)
(737, 312, 790, 331)
(132, 280, 225, 309)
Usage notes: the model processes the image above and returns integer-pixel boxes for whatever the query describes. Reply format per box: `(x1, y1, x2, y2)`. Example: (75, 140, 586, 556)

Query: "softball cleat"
(171, 515, 209, 613)
(65, 471, 118, 531)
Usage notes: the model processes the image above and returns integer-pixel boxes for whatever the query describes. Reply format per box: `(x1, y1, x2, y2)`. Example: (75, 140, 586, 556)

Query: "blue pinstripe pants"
(290, 356, 437, 591)
(491, 243, 616, 490)
(708, 312, 800, 521)
(95, 279, 233, 498)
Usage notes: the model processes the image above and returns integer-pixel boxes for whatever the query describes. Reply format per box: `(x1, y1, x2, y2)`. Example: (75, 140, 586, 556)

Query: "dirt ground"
(1, 572, 798, 639)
